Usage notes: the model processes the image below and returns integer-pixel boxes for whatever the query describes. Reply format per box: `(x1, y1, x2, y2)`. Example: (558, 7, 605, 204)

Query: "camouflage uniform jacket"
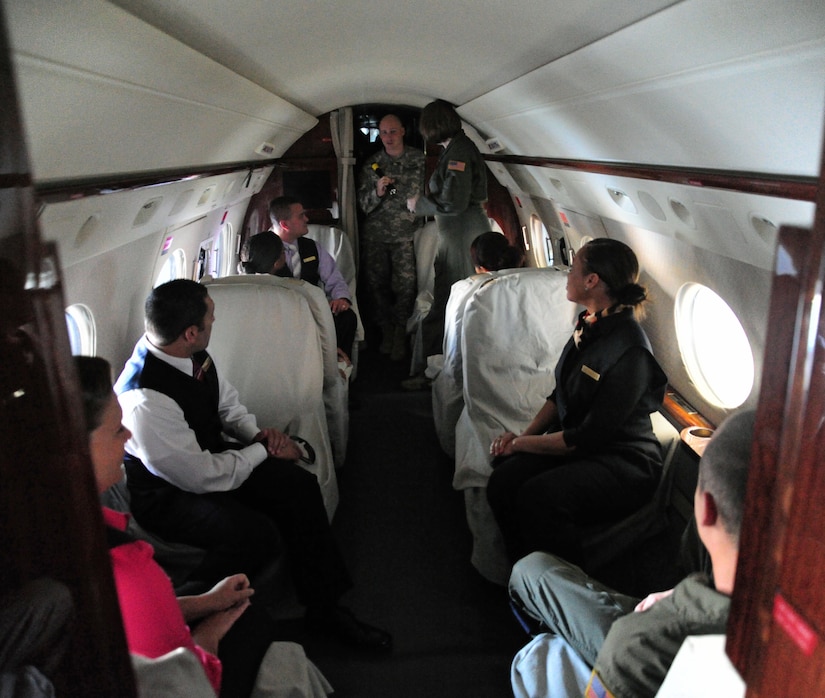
(358, 147, 425, 243)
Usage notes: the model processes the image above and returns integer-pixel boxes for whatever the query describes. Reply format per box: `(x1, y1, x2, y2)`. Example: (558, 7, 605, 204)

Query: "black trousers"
(333, 307, 357, 358)
(128, 459, 352, 607)
(486, 452, 651, 565)
(213, 601, 277, 698)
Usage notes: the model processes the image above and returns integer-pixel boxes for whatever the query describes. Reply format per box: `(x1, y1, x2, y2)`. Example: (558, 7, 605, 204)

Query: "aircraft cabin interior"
(1, 0, 825, 695)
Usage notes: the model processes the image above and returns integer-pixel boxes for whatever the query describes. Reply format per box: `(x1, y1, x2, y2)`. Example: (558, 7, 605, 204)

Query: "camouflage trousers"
(361, 234, 417, 327)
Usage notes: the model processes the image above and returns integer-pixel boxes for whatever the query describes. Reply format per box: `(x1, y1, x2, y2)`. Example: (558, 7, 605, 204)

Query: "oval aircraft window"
(65, 303, 97, 356)
(215, 222, 236, 278)
(529, 214, 552, 266)
(675, 283, 754, 409)
(154, 248, 188, 287)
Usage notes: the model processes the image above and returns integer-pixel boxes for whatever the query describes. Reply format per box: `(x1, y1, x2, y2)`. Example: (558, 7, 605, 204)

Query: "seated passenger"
(114, 280, 391, 652)
(238, 230, 287, 276)
(269, 196, 357, 364)
(469, 231, 524, 273)
(508, 409, 754, 698)
(76, 355, 333, 697)
(487, 238, 668, 565)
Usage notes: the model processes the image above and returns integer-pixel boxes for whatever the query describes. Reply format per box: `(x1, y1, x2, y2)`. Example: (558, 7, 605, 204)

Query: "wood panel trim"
(33, 156, 817, 206)
(33, 159, 282, 205)
(725, 226, 813, 686)
(484, 154, 817, 202)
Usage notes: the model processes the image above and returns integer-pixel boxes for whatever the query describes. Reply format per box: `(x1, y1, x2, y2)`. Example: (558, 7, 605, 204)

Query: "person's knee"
(6, 578, 74, 629)
(509, 552, 566, 609)
(510, 552, 557, 588)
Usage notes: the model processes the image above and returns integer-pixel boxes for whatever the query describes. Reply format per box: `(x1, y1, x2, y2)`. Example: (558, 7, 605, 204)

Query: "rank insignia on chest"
(447, 160, 466, 172)
(581, 364, 600, 381)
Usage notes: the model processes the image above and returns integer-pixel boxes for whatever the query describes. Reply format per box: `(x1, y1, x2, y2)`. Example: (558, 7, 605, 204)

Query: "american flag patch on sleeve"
(447, 160, 466, 172)
(585, 671, 615, 698)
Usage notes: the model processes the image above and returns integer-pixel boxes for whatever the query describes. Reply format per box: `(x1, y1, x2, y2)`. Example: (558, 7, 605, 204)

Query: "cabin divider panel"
(726, 118, 825, 694)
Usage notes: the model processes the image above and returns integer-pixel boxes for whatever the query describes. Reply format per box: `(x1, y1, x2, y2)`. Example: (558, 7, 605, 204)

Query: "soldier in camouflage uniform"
(357, 114, 425, 361)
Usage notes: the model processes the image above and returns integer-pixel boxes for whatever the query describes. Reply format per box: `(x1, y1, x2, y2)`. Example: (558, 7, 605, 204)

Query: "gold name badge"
(302, 255, 317, 262)
(581, 365, 600, 381)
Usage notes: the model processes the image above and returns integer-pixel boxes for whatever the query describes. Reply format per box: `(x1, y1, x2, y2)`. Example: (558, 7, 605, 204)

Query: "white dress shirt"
(117, 335, 268, 493)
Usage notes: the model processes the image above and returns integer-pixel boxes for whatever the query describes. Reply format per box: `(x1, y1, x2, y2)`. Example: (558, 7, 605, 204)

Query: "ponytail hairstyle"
(470, 231, 524, 272)
(579, 238, 649, 317)
(239, 231, 284, 275)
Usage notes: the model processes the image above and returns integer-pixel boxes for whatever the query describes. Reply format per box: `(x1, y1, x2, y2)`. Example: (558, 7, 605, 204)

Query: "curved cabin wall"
(461, 1, 825, 176)
(458, 0, 824, 426)
(497, 165, 815, 426)
(39, 166, 274, 370)
(6, 0, 316, 180)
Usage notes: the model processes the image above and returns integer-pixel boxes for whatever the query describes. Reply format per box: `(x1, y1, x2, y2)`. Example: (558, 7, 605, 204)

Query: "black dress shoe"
(306, 606, 392, 652)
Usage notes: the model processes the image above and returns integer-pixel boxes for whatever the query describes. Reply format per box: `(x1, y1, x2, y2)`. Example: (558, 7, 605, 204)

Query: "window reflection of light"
(529, 215, 550, 265)
(65, 304, 97, 356)
(154, 249, 187, 287)
(675, 283, 754, 409)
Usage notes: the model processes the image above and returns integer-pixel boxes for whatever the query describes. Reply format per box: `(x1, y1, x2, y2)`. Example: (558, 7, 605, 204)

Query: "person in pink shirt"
(77, 355, 332, 697)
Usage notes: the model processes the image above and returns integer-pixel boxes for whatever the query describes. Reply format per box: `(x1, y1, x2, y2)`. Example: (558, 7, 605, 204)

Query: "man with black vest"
(269, 196, 358, 362)
(115, 279, 391, 651)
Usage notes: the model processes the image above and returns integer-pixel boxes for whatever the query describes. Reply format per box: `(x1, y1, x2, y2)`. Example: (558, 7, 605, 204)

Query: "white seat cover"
(132, 648, 217, 697)
(432, 273, 492, 457)
(432, 267, 540, 457)
(306, 224, 364, 378)
(203, 276, 339, 517)
(408, 220, 439, 375)
(207, 274, 350, 467)
(453, 268, 577, 582)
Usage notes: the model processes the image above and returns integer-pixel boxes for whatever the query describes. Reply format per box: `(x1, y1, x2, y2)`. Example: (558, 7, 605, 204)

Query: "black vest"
(115, 343, 226, 489)
(275, 237, 321, 286)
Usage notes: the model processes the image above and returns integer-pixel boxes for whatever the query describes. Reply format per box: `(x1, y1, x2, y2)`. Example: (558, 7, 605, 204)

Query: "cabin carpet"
(298, 347, 526, 697)
(270, 343, 684, 696)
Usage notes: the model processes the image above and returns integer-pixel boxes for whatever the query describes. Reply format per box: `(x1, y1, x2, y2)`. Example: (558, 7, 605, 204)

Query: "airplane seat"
(132, 642, 334, 698)
(201, 275, 339, 517)
(432, 273, 493, 457)
(452, 268, 577, 584)
(407, 220, 439, 376)
(578, 410, 682, 572)
(487, 216, 504, 234)
(431, 265, 530, 457)
(305, 223, 364, 378)
(205, 274, 350, 468)
(131, 647, 217, 697)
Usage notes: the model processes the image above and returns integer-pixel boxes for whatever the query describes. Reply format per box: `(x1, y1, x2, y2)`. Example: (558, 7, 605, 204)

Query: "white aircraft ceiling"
(5, 0, 824, 179)
(108, 0, 680, 115)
